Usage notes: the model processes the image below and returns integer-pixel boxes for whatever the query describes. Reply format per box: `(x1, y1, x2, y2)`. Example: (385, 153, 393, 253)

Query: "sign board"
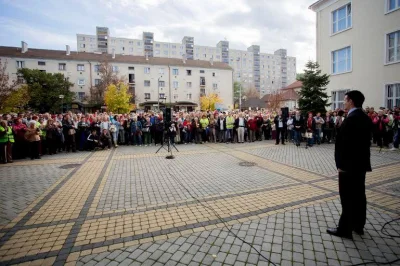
(71, 104, 79, 109)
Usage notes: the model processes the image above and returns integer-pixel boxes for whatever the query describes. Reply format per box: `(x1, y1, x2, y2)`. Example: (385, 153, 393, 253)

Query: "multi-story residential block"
(0, 43, 233, 112)
(310, 0, 400, 110)
(77, 27, 297, 97)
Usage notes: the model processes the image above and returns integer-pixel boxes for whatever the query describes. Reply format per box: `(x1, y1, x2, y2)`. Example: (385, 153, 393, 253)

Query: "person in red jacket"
(12, 118, 27, 159)
(247, 116, 257, 142)
(373, 110, 390, 148)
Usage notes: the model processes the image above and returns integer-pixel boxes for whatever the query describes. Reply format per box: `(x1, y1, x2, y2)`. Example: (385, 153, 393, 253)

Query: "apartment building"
(310, 0, 400, 110)
(0, 43, 233, 111)
(77, 27, 297, 97)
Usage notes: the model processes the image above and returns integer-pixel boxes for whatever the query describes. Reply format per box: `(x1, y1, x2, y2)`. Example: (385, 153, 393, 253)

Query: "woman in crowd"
(62, 114, 76, 152)
(45, 118, 60, 155)
(25, 121, 41, 160)
(12, 118, 27, 159)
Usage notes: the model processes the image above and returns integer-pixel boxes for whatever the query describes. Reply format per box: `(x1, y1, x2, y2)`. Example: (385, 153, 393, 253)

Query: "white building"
(77, 27, 297, 97)
(0, 43, 233, 112)
(310, 0, 400, 110)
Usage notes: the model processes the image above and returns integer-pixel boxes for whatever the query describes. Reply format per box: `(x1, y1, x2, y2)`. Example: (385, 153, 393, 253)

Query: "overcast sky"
(0, 0, 317, 73)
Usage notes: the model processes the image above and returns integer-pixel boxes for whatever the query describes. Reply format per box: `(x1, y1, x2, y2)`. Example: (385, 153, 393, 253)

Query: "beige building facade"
(0, 44, 233, 111)
(77, 27, 297, 97)
(310, 0, 400, 110)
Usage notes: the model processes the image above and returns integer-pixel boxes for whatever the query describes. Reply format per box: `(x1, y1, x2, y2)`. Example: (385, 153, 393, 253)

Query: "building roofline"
(0, 46, 233, 70)
(309, 0, 329, 11)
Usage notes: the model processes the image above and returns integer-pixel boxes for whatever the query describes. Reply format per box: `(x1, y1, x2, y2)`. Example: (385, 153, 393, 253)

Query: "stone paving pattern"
(0, 141, 399, 266)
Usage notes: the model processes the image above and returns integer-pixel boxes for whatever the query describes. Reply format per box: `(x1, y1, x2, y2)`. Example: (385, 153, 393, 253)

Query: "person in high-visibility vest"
(0, 120, 14, 163)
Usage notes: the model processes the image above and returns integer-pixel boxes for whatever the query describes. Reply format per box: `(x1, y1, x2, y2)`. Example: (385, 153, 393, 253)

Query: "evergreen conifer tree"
(298, 61, 330, 115)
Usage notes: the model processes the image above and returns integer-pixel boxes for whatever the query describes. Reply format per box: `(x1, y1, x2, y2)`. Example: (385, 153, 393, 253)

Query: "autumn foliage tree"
(90, 58, 125, 105)
(104, 82, 132, 113)
(266, 90, 285, 111)
(0, 85, 30, 113)
(200, 93, 223, 110)
(0, 59, 19, 110)
(243, 86, 260, 98)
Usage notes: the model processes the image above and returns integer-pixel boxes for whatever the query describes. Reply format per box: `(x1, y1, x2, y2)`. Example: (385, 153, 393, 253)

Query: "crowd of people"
(0, 106, 399, 163)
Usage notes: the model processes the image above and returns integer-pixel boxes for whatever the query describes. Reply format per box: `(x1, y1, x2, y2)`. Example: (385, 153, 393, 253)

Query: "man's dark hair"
(345, 90, 365, 108)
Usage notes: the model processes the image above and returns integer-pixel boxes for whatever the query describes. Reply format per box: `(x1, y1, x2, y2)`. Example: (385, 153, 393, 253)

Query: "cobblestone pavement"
(0, 141, 399, 266)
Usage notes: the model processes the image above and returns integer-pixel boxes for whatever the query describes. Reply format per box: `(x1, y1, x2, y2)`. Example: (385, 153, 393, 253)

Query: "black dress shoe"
(327, 228, 353, 240)
(354, 229, 364, 235)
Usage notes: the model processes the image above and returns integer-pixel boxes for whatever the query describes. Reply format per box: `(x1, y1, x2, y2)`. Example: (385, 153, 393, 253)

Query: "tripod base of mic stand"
(155, 134, 179, 159)
(166, 155, 175, 159)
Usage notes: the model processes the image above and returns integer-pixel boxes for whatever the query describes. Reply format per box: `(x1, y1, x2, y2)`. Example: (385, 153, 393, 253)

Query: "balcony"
(200, 77, 206, 87)
(129, 74, 135, 84)
(200, 88, 206, 96)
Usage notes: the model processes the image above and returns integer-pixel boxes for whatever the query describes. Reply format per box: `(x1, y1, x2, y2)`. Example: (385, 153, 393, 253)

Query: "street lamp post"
(158, 76, 163, 111)
(238, 83, 243, 111)
(59, 95, 64, 114)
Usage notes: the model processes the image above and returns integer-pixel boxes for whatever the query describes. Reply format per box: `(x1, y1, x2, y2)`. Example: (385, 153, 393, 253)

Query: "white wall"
(315, 0, 400, 109)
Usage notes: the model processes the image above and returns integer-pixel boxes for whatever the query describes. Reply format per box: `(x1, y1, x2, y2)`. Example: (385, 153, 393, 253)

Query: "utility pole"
(157, 76, 162, 111)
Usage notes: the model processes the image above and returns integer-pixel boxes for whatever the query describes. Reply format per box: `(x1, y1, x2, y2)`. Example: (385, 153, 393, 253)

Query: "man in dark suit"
(328, 90, 372, 240)
(274, 110, 287, 145)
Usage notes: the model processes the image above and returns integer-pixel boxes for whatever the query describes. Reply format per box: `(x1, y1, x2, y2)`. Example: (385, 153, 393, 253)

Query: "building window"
(200, 70, 205, 73)
(155, 44, 160, 48)
(145, 93, 150, 99)
(94, 65, 100, 72)
(387, 0, 400, 12)
(332, 46, 351, 74)
(159, 68, 164, 75)
(387, 30, 400, 63)
(213, 83, 218, 90)
(95, 79, 101, 85)
(77, 79, 85, 86)
(129, 74, 135, 83)
(144, 80, 150, 87)
(38, 61, 46, 66)
(16, 61, 25, 68)
(386, 83, 400, 109)
(187, 82, 192, 88)
(128, 67, 135, 71)
(332, 3, 352, 34)
(172, 45, 176, 49)
(216, 55, 220, 59)
(78, 92, 86, 101)
(200, 77, 206, 86)
(144, 67, 150, 74)
(212, 72, 216, 77)
(174, 94, 178, 99)
(159, 93, 165, 99)
(186, 70, 192, 76)
(59, 63, 66, 71)
(112, 66, 119, 72)
(129, 41, 133, 45)
(137, 42, 141, 46)
(187, 93, 192, 100)
(164, 50, 168, 55)
(173, 81, 179, 88)
(172, 68, 179, 75)
(77, 64, 85, 71)
(158, 80, 165, 87)
(155, 50, 160, 55)
(80, 44, 85, 48)
(172, 51, 177, 55)
(332, 89, 350, 110)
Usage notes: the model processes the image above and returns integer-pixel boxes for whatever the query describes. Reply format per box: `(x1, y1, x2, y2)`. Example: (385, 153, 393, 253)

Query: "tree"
(200, 93, 223, 110)
(233, 81, 241, 108)
(104, 82, 132, 113)
(298, 61, 330, 115)
(243, 86, 260, 98)
(0, 59, 19, 110)
(296, 73, 305, 80)
(266, 90, 285, 111)
(17, 68, 74, 112)
(0, 85, 30, 113)
(90, 58, 125, 105)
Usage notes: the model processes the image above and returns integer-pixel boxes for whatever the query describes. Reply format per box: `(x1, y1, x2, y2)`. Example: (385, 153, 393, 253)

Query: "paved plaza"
(0, 141, 399, 266)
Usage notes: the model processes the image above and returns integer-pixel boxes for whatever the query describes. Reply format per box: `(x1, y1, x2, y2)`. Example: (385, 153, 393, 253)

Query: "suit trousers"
(338, 171, 367, 234)
(276, 128, 285, 144)
(237, 127, 244, 143)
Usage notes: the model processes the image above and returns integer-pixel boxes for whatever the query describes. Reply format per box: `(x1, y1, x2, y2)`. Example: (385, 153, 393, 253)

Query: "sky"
(0, 0, 317, 73)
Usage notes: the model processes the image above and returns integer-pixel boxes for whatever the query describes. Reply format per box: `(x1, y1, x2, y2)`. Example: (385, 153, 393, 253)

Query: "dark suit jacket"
(274, 115, 287, 129)
(335, 108, 372, 173)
